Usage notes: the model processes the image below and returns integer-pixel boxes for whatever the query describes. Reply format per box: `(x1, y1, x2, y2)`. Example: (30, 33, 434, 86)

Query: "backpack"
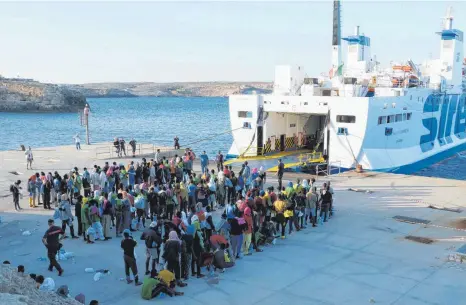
(9, 185, 15, 193)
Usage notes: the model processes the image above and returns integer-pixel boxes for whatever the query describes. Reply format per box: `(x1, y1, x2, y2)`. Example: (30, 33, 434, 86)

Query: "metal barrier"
(315, 160, 341, 176)
(328, 160, 342, 175)
(95, 146, 111, 159)
(299, 152, 323, 163)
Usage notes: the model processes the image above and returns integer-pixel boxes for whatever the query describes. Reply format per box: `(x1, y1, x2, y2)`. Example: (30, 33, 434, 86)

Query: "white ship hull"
(227, 89, 466, 174)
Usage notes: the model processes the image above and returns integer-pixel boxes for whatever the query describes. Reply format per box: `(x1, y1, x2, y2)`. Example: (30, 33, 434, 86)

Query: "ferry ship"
(227, 2, 466, 174)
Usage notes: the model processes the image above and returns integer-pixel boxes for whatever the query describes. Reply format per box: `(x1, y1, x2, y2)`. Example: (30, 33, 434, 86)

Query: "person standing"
(121, 229, 142, 286)
(25, 146, 33, 170)
(102, 193, 113, 240)
(216, 151, 223, 173)
(276, 159, 285, 190)
(43, 181, 52, 210)
(59, 194, 78, 239)
(141, 221, 161, 275)
(129, 138, 137, 158)
(163, 231, 187, 287)
(200, 151, 209, 175)
(120, 138, 127, 156)
(319, 183, 332, 222)
(10, 180, 22, 211)
(73, 134, 81, 150)
(42, 219, 64, 276)
(174, 136, 180, 150)
(82, 167, 91, 197)
(305, 186, 318, 227)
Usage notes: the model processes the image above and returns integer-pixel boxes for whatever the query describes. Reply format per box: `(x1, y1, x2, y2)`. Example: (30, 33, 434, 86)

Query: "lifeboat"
(392, 65, 412, 72)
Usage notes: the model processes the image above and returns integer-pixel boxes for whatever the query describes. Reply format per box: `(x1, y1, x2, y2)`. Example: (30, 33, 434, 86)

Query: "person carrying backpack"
(10, 180, 22, 211)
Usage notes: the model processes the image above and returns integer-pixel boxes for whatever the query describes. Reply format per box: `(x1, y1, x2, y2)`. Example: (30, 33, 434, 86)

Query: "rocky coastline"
(0, 78, 87, 112)
(68, 81, 273, 98)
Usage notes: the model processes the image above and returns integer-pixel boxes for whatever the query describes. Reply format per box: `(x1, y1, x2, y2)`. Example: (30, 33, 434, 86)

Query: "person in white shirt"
(25, 147, 34, 170)
(91, 167, 101, 191)
(99, 170, 108, 192)
(149, 163, 156, 185)
(154, 149, 161, 164)
(73, 134, 81, 150)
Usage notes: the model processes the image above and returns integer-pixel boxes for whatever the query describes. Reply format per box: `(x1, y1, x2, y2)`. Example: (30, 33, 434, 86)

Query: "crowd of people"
(9, 147, 335, 302)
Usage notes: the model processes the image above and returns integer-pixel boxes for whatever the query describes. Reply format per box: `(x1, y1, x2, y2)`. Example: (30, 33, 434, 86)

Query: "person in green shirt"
(141, 270, 183, 300)
(81, 198, 92, 243)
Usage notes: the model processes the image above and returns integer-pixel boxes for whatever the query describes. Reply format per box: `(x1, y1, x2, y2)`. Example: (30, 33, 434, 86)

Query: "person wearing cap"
(42, 219, 64, 276)
(121, 229, 142, 286)
(140, 221, 162, 275)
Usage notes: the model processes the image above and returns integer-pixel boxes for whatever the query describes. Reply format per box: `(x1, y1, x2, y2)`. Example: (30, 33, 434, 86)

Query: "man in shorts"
(140, 221, 162, 275)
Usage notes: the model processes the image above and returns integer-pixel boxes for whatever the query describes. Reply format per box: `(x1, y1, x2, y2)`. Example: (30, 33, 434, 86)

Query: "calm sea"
(0, 96, 465, 180)
(0, 97, 232, 156)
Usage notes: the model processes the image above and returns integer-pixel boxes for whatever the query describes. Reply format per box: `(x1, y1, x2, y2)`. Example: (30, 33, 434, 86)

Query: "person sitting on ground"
(141, 270, 183, 300)
(157, 269, 184, 297)
(213, 243, 235, 271)
(17, 265, 25, 275)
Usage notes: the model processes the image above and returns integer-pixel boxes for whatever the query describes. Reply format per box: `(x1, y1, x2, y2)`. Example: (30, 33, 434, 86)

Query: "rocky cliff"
(69, 82, 273, 98)
(0, 79, 87, 112)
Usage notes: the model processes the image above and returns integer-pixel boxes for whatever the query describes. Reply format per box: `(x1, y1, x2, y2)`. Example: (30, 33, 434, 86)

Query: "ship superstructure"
(227, 2, 466, 173)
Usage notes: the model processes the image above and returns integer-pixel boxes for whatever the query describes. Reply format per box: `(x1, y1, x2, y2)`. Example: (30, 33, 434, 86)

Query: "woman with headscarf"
(163, 231, 187, 287)
(191, 215, 205, 278)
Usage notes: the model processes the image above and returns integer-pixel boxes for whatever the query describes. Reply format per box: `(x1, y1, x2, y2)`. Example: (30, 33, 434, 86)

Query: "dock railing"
(96, 143, 183, 160)
(316, 160, 342, 176)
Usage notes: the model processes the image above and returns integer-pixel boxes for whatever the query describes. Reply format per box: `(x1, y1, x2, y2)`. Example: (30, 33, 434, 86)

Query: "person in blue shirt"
(187, 178, 197, 208)
(200, 151, 209, 175)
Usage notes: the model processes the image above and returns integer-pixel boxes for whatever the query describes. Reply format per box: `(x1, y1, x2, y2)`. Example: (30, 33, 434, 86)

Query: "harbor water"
(0, 97, 232, 156)
(0, 96, 465, 180)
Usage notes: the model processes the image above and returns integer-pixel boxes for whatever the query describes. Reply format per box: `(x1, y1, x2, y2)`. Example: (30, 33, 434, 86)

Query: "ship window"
(385, 127, 393, 136)
(243, 122, 252, 129)
(403, 113, 407, 121)
(238, 111, 253, 118)
(304, 102, 308, 105)
(336, 115, 356, 123)
(395, 114, 402, 122)
(290, 124, 296, 128)
(378, 116, 387, 125)
(407, 112, 412, 120)
(337, 127, 348, 135)
(387, 115, 395, 123)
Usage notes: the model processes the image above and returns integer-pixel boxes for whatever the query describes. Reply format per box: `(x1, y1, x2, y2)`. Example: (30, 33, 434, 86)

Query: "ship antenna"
(443, 6, 453, 30)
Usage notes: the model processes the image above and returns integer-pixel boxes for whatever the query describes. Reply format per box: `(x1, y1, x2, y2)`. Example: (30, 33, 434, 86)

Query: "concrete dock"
(1, 144, 466, 305)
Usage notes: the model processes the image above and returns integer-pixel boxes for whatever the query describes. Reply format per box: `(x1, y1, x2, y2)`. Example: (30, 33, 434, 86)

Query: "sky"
(0, 1, 465, 84)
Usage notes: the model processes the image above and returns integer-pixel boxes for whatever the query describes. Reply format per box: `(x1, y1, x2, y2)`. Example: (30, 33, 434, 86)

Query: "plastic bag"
(63, 252, 75, 259)
(39, 278, 55, 291)
(86, 227, 96, 236)
(93, 222, 104, 240)
(94, 272, 103, 281)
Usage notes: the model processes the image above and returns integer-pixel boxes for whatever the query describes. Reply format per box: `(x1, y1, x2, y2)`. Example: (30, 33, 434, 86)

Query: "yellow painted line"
(267, 158, 325, 172)
(225, 150, 311, 165)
